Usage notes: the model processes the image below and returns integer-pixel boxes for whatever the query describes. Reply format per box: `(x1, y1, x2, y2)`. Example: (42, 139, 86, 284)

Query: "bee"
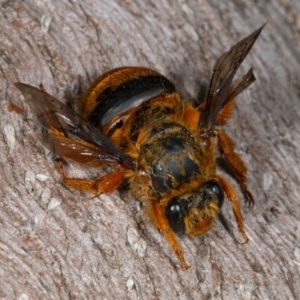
(15, 25, 264, 269)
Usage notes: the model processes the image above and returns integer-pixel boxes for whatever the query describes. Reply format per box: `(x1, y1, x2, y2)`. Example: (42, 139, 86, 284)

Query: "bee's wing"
(223, 67, 256, 107)
(15, 83, 135, 168)
(50, 135, 121, 167)
(200, 24, 265, 135)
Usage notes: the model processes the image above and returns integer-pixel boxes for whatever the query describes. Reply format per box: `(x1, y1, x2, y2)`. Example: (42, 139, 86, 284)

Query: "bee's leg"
(216, 175, 249, 242)
(216, 129, 254, 207)
(57, 162, 124, 194)
(150, 201, 190, 269)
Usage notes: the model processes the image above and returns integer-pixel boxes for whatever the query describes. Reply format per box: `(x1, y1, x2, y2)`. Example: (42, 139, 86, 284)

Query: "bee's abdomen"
(80, 67, 175, 128)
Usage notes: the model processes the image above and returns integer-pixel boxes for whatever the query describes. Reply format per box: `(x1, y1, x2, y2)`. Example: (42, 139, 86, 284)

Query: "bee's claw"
(244, 190, 255, 208)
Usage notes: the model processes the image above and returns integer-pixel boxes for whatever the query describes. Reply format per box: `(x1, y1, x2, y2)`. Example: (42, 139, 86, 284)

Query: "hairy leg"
(149, 201, 190, 269)
(216, 129, 254, 207)
(216, 175, 249, 242)
(58, 162, 124, 194)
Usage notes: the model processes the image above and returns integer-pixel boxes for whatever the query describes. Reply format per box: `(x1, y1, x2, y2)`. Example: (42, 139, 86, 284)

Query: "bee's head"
(165, 180, 224, 234)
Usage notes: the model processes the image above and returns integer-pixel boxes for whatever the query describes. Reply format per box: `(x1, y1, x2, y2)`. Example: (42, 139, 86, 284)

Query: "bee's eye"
(165, 199, 186, 234)
(200, 180, 224, 208)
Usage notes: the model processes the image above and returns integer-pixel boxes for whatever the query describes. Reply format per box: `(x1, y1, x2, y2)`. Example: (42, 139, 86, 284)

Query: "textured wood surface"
(1, 0, 300, 299)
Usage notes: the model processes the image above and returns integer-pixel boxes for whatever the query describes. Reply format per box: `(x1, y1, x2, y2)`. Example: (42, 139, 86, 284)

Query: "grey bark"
(1, 0, 300, 299)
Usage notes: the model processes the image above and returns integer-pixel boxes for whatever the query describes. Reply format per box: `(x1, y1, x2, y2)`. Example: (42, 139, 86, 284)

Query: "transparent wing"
(223, 67, 256, 107)
(15, 83, 135, 168)
(49, 134, 123, 166)
(200, 24, 265, 135)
